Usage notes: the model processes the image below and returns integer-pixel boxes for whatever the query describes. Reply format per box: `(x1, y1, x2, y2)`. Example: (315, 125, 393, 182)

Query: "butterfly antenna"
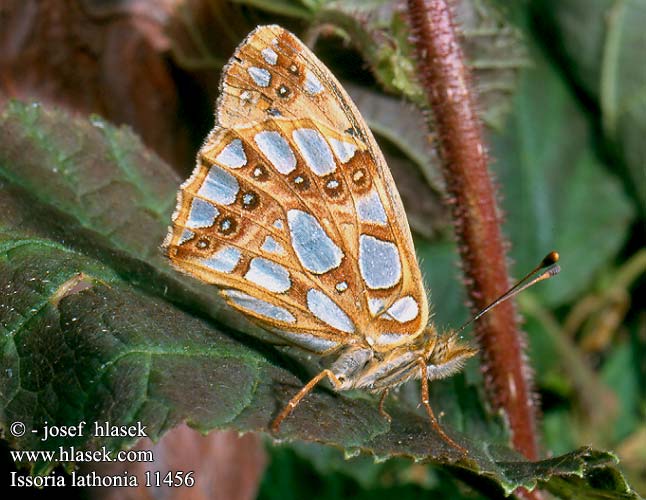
(455, 251, 560, 336)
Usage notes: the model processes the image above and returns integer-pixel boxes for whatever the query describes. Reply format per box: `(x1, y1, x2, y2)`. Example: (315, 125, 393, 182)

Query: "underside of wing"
(165, 25, 429, 353)
(164, 128, 357, 354)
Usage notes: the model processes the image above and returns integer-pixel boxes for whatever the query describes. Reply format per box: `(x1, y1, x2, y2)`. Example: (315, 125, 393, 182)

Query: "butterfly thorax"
(332, 327, 477, 393)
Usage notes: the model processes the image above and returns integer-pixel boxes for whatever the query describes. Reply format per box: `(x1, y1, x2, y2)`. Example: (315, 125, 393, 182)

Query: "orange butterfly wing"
(164, 25, 429, 354)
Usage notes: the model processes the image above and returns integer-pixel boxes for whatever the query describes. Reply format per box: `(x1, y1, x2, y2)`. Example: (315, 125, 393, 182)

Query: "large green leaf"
(533, 0, 646, 211)
(0, 101, 640, 498)
(489, 48, 635, 306)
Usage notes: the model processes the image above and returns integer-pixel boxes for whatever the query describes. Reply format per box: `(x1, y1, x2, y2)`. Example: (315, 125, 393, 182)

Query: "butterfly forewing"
(165, 25, 429, 354)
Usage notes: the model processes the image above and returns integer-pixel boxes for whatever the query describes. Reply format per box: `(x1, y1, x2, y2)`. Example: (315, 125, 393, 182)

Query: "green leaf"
(415, 239, 468, 329)
(601, 341, 641, 443)
(489, 48, 635, 306)
(0, 101, 640, 498)
(534, 0, 646, 211)
(542, 451, 641, 500)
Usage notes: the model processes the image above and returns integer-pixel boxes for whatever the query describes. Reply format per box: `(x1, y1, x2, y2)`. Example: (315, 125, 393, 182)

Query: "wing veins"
(221, 52, 412, 328)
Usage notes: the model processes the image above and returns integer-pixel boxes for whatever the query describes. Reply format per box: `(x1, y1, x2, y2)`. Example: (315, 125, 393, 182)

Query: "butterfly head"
(423, 328, 478, 381)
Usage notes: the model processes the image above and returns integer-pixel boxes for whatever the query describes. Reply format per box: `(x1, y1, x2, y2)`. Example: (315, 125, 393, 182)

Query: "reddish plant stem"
(406, 0, 539, 466)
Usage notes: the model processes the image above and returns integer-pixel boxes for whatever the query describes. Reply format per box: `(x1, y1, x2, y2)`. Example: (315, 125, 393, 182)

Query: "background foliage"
(0, 0, 643, 498)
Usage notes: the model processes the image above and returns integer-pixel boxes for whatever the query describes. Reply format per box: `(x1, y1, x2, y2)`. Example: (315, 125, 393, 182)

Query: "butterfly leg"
(417, 359, 467, 455)
(378, 389, 392, 423)
(271, 369, 342, 433)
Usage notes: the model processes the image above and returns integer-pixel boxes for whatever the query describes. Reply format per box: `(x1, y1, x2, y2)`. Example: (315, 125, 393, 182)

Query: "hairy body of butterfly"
(164, 25, 477, 452)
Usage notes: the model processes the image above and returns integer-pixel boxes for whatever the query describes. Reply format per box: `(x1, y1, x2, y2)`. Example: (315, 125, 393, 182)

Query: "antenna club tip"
(542, 251, 559, 267)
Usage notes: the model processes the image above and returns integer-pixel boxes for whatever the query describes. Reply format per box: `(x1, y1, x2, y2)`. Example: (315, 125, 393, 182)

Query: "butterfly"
(163, 24, 478, 453)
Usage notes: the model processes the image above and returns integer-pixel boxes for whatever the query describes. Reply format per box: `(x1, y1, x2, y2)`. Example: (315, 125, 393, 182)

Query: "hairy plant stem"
(405, 0, 540, 489)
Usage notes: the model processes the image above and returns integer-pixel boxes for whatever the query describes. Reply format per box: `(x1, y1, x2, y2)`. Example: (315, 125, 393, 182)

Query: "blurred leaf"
(415, 239, 468, 329)
(523, 314, 562, 386)
(232, 0, 313, 19)
(601, 341, 641, 443)
(0, 0, 195, 169)
(0, 100, 639, 497)
(617, 425, 646, 498)
(521, 291, 620, 440)
(489, 48, 635, 306)
(543, 411, 577, 458)
(534, 0, 646, 211)
(168, 0, 256, 71)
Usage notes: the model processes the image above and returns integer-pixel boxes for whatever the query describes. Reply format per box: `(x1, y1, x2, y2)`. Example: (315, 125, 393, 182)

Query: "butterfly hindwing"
(165, 25, 429, 353)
